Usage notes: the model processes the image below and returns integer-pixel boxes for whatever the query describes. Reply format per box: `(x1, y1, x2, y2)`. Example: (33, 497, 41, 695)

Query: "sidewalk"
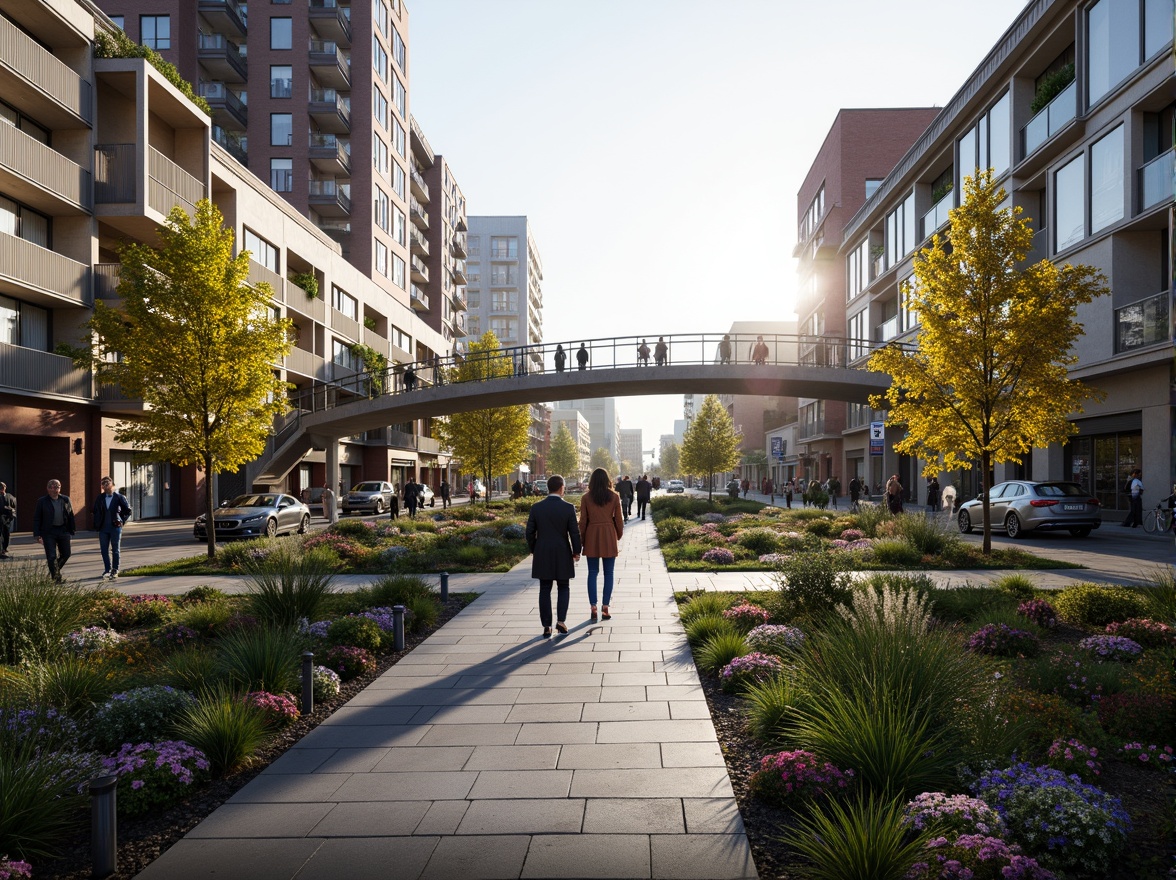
(134, 514, 758, 880)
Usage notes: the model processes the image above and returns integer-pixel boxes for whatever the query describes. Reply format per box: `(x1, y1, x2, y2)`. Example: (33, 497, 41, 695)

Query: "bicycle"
(1142, 504, 1172, 534)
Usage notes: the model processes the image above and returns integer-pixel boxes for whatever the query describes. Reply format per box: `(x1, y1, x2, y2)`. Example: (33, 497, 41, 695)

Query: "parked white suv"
(666, 479, 685, 493)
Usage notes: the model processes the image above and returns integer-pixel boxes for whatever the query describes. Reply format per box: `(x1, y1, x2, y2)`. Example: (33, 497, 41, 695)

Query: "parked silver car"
(343, 481, 396, 515)
(957, 480, 1102, 538)
(194, 493, 311, 541)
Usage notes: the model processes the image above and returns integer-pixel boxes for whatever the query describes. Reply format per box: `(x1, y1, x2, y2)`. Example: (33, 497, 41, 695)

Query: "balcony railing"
(1115, 290, 1170, 353)
(1138, 148, 1175, 214)
(212, 125, 247, 164)
(284, 346, 326, 380)
(451, 231, 467, 257)
(308, 88, 351, 129)
(0, 15, 92, 124)
(199, 81, 247, 128)
(93, 262, 120, 299)
(1021, 80, 1076, 159)
(876, 315, 901, 342)
(149, 146, 203, 217)
(410, 284, 429, 310)
(410, 167, 429, 201)
(247, 259, 285, 303)
(198, 0, 248, 37)
(409, 227, 429, 255)
(197, 33, 247, 81)
(920, 190, 953, 240)
(410, 198, 429, 227)
(0, 231, 89, 306)
(797, 418, 826, 440)
(307, 179, 351, 213)
(0, 122, 92, 211)
(0, 342, 90, 398)
(94, 144, 136, 203)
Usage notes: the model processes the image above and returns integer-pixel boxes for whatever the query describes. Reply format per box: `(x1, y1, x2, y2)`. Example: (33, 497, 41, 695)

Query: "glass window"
(375, 188, 390, 233)
(332, 285, 358, 320)
(1090, 125, 1124, 233)
(956, 128, 976, 195)
(374, 0, 388, 36)
(848, 309, 868, 360)
(243, 228, 279, 272)
(491, 290, 518, 311)
(490, 264, 518, 285)
(109, 15, 124, 30)
(490, 237, 518, 259)
(392, 163, 405, 200)
(847, 239, 869, 300)
(140, 15, 170, 49)
(373, 89, 387, 130)
(270, 113, 292, 146)
(270, 65, 292, 98)
(0, 294, 17, 345)
(392, 254, 405, 289)
(270, 17, 292, 50)
(372, 134, 388, 175)
(375, 240, 388, 277)
(270, 158, 292, 192)
(1145, 0, 1175, 58)
(394, 207, 405, 246)
(332, 338, 360, 372)
(1054, 153, 1085, 251)
(467, 236, 480, 257)
(392, 27, 405, 71)
(0, 195, 49, 247)
(1086, 0, 1168, 105)
(373, 35, 388, 83)
(988, 92, 1011, 176)
(865, 179, 882, 199)
(885, 193, 915, 266)
(393, 120, 406, 158)
(393, 76, 406, 120)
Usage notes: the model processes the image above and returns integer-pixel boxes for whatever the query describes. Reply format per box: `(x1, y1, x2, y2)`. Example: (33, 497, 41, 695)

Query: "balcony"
(1138, 148, 1175, 214)
(451, 287, 467, 310)
(409, 226, 429, 256)
(198, 0, 248, 39)
(307, 179, 350, 216)
(285, 287, 326, 322)
(1021, 80, 1076, 159)
(149, 147, 203, 218)
(212, 125, 247, 164)
(284, 346, 327, 381)
(197, 33, 247, 83)
(450, 231, 467, 258)
(451, 259, 467, 285)
(247, 259, 285, 303)
(0, 15, 92, 127)
(308, 89, 350, 133)
(93, 262, 120, 299)
(308, 40, 350, 90)
(410, 283, 429, 311)
(1115, 290, 1170, 353)
(0, 122, 91, 214)
(876, 315, 901, 342)
(920, 190, 953, 240)
(410, 198, 429, 228)
(797, 418, 826, 441)
(309, 0, 352, 46)
(409, 116, 434, 167)
(0, 343, 90, 399)
(0, 231, 88, 308)
(318, 221, 350, 243)
(411, 255, 429, 283)
(94, 144, 135, 203)
(308, 132, 351, 176)
(199, 81, 247, 130)
(410, 167, 429, 202)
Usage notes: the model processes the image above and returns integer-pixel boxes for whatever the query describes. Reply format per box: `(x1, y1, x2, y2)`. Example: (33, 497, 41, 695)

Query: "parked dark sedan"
(957, 480, 1101, 538)
(194, 493, 311, 541)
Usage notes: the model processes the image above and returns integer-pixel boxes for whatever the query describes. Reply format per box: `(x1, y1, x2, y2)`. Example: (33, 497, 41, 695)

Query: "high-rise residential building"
(793, 109, 939, 490)
(464, 215, 543, 355)
(551, 409, 591, 478)
(836, 0, 1174, 508)
(0, 0, 453, 523)
(556, 398, 622, 465)
(619, 428, 643, 474)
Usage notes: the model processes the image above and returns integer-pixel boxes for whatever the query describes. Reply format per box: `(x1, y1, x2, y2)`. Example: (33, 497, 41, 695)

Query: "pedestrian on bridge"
(576, 343, 589, 370)
(654, 337, 668, 366)
(750, 335, 770, 365)
(717, 335, 732, 365)
(637, 339, 651, 366)
(403, 364, 417, 392)
(554, 344, 567, 372)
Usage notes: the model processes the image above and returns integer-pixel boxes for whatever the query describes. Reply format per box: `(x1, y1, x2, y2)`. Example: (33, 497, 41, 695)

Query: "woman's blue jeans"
(586, 556, 615, 607)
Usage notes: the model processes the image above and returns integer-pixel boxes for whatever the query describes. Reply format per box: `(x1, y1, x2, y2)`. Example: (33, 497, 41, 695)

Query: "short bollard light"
(301, 651, 315, 715)
(440, 571, 449, 603)
(392, 604, 406, 651)
(90, 774, 118, 879)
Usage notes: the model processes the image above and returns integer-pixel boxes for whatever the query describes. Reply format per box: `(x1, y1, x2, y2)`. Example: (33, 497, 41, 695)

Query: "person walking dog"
(526, 475, 581, 639)
(92, 476, 132, 579)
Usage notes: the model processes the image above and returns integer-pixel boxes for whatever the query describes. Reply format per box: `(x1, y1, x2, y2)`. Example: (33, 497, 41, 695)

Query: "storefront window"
(1066, 431, 1141, 508)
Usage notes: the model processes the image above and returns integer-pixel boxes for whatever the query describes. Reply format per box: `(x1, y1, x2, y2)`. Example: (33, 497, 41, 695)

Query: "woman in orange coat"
(579, 467, 624, 621)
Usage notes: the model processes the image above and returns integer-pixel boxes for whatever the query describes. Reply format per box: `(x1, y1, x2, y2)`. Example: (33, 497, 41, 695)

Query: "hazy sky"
(408, 0, 1028, 464)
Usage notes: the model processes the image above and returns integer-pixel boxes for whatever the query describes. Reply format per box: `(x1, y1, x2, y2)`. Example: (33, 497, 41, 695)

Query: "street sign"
(770, 436, 784, 460)
(869, 421, 885, 457)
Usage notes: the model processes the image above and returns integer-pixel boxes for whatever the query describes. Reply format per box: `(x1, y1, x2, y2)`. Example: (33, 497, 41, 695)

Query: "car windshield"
(1034, 482, 1087, 498)
(352, 482, 383, 492)
(229, 495, 277, 508)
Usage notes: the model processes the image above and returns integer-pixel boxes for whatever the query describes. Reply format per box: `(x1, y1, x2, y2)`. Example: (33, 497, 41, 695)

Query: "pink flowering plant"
(1116, 742, 1174, 769)
(1104, 618, 1175, 649)
(905, 835, 1055, 880)
(1045, 738, 1101, 782)
(838, 529, 865, 541)
(0, 860, 33, 880)
(1016, 599, 1058, 629)
(99, 741, 210, 817)
(966, 623, 1040, 657)
(721, 603, 771, 631)
(902, 793, 1007, 838)
(244, 691, 300, 728)
(324, 645, 377, 681)
(1077, 634, 1143, 662)
(701, 547, 735, 565)
(719, 652, 784, 692)
(748, 749, 854, 808)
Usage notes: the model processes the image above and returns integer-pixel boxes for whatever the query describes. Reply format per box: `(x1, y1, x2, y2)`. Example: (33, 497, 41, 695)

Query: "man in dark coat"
(635, 474, 652, 520)
(619, 475, 635, 519)
(525, 474, 581, 638)
(0, 481, 15, 558)
(403, 478, 418, 519)
(576, 344, 589, 370)
(32, 478, 76, 581)
(439, 480, 450, 509)
(92, 475, 132, 579)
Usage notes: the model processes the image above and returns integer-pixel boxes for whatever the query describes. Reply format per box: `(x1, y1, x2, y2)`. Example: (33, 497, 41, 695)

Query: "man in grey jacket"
(32, 479, 76, 581)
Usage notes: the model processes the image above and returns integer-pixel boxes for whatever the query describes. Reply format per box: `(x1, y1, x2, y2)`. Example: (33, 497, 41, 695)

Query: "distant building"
(551, 409, 592, 478)
(556, 398, 622, 463)
(619, 429, 643, 474)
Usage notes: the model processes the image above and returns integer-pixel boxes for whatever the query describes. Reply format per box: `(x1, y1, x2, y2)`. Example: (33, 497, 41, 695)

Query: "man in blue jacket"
(92, 476, 132, 579)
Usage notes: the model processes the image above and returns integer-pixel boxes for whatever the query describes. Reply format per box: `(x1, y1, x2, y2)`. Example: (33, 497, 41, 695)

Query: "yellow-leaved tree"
(867, 170, 1108, 552)
(680, 394, 742, 502)
(433, 332, 530, 502)
(82, 200, 292, 558)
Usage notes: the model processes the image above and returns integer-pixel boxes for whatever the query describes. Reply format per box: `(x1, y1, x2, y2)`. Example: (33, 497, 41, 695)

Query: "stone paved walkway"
(135, 515, 758, 880)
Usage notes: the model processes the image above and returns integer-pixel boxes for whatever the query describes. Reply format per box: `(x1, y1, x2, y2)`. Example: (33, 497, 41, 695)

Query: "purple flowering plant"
(100, 741, 210, 817)
(1104, 617, 1175, 649)
(1116, 742, 1174, 769)
(966, 623, 1040, 657)
(0, 860, 33, 880)
(748, 749, 854, 808)
(757, 553, 790, 566)
(745, 624, 805, 656)
(902, 792, 1007, 839)
(719, 652, 784, 692)
(1077, 634, 1143, 662)
(243, 691, 300, 727)
(152, 623, 200, 650)
(905, 834, 1055, 880)
(324, 645, 377, 681)
(701, 547, 735, 565)
(1016, 599, 1058, 629)
(1045, 738, 1101, 782)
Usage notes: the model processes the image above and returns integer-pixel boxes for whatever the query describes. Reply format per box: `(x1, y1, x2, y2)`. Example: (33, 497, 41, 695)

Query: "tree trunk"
(204, 453, 217, 559)
(981, 449, 992, 555)
(707, 471, 714, 503)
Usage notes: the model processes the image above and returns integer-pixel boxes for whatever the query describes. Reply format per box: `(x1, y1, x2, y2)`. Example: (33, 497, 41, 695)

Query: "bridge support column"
(326, 438, 341, 495)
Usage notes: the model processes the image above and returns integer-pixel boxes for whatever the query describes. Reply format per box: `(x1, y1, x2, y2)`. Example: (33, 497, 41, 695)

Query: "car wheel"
(265, 518, 278, 538)
(1069, 527, 1091, 537)
(1005, 513, 1022, 538)
(374, 499, 384, 515)
(957, 510, 973, 533)
(298, 515, 310, 535)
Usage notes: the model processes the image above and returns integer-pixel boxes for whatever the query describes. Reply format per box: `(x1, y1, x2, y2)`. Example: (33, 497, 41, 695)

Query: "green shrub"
(850, 503, 890, 538)
(159, 646, 224, 691)
(216, 537, 282, 570)
(18, 656, 126, 717)
(694, 631, 748, 675)
(327, 616, 383, 652)
(651, 495, 713, 520)
(1052, 582, 1148, 627)
(1017, 645, 1127, 706)
(93, 29, 212, 115)
(774, 546, 852, 619)
(91, 684, 197, 751)
(357, 574, 436, 609)
(991, 573, 1038, 601)
(1030, 62, 1075, 113)
(928, 586, 1013, 623)
(173, 687, 269, 776)
(0, 562, 93, 664)
(243, 544, 338, 627)
(168, 600, 233, 639)
(402, 594, 439, 633)
(869, 538, 924, 567)
(677, 592, 735, 624)
(736, 528, 781, 555)
(858, 572, 936, 598)
(180, 585, 227, 605)
(216, 625, 302, 694)
(684, 613, 738, 647)
(892, 513, 960, 556)
(456, 546, 487, 565)
(744, 674, 809, 747)
(804, 517, 834, 538)
(653, 516, 694, 543)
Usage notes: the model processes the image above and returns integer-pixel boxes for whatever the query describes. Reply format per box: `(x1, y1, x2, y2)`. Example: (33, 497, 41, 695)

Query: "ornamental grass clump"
(100, 741, 211, 817)
(243, 543, 338, 627)
(747, 749, 854, 808)
(61, 626, 124, 657)
(694, 631, 748, 676)
(216, 625, 302, 695)
(677, 592, 734, 624)
(1076, 634, 1143, 662)
(905, 835, 1055, 880)
(1016, 599, 1058, 629)
(902, 792, 1006, 838)
(1104, 617, 1174, 649)
(746, 623, 805, 656)
(173, 688, 270, 777)
(969, 763, 1131, 876)
(1045, 738, 1101, 782)
(324, 645, 377, 681)
(0, 561, 92, 664)
(684, 612, 737, 647)
(967, 623, 1040, 657)
(743, 674, 810, 747)
(718, 652, 783, 692)
(17, 656, 125, 716)
(92, 685, 197, 752)
(721, 602, 770, 631)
